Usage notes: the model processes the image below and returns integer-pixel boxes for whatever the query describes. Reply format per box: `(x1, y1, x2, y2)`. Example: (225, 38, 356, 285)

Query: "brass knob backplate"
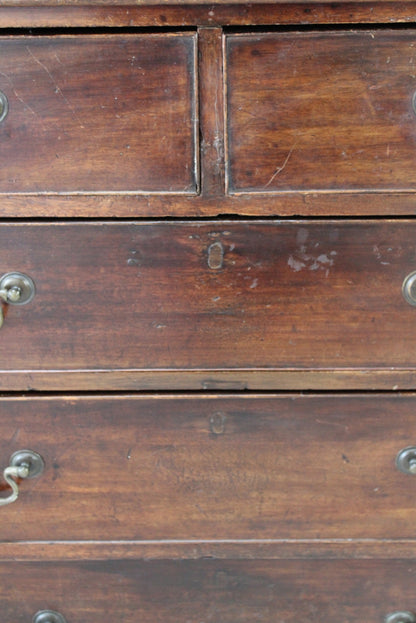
(0, 450, 45, 507)
(0, 272, 35, 306)
(0, 90, 8, 124)
(33, 611, 67, 623)
(385, 612, 416, 623)
(396, 447, 416, 475)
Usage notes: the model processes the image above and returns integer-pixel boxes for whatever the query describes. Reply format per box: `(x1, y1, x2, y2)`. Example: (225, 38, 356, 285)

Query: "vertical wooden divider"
(198, 27, 225, 199)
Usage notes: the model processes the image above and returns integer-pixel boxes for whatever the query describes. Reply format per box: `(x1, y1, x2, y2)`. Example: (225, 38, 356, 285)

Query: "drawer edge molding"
(1, 368, 416, 391)
(3, 539, 416, 561)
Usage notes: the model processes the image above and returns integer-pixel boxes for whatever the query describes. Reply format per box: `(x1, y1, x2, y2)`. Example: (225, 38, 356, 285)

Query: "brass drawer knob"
(0, 271, 35, 328)
(396, 446, 416, 475)
(0, 90, 8, 124)
(0, 449, 44, 507)
(385, 612, 416, 623)
(403, 271, 416, 306)
(33, 611, 67, 623)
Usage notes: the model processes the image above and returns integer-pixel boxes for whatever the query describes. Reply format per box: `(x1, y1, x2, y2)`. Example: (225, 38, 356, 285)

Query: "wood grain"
(226, 30, 416, 193)
(1, 368, 416, 392)
(2, 190, 416, 218)
(2, 558, 416, 622)
(198, 27, 225, 196)
(6, 538, 416, 561)
(0, 34, 197, 194)
(1, 221, 416, 386)
(0, 29, 416, 215)
(1, 394, 416, 541)
(1, 3, 416, 28)
(3, 0, 416, 4)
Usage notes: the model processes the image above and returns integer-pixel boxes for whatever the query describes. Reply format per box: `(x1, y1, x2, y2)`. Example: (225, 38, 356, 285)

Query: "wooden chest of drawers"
(2, 2, 416, 622)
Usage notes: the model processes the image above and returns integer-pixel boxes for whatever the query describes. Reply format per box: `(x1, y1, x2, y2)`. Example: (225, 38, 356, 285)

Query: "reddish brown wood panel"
(1, 221, 416, 383)
(7, 538, 416, 561)
(1, 4, 416, 28)
(2, 394, 416, 541)
(226, 30, 416, 194)
(3, 188, 416, 218)
(2, 559, 416, 622)
(198, 27, 225, 196)
(0, 34, 197, 194)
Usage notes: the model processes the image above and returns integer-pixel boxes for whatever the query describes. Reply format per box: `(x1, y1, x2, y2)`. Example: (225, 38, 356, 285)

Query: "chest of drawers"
(2, 2, 416, 622)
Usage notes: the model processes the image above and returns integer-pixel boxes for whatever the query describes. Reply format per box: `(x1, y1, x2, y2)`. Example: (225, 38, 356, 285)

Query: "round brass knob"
(0, 272, 36, 329)
(0, 450, 45, 507)
(0, 90, 8, 124)
(396, 447, 416, 475)
(385, 612, 416, 623)
(403, 271, 416, 306)
(0, 272, 35, 305)
(10, 449, 45, 479)
(32, 611, 67, 623)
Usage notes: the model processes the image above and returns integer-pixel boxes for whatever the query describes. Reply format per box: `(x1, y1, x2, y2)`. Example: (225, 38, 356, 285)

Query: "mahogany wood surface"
(226, 30, 416, 194)
(0, 221, 416, 388)
(1, 394, 416, 541)
(3, 368, 416, 392)
(1, 27, 416, 215)
(5, 189, 416, 218)
(0, 34, 197, 194)
(6, 0, 414, 4)
(3, 559, 416, 622)
(0, 4, 416, 28)
(7, 538, 416, 561)
(0, 0, 415, 611)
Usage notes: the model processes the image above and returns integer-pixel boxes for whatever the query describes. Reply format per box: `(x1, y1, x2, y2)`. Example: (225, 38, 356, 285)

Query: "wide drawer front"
(226, 30, 416, 194)
(0, 34, 197, 194)
(2, 394, 416, 540)
(2, 559, 416, 622)
(1, 221, 416, 387)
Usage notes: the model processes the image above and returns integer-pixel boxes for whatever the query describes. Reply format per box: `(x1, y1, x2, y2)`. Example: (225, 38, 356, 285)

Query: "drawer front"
(0, 34, 197, 194)
(2, 559, 416, 622)
(2, 394, 416, 540)
(1, 221, 416, 380)
(226, 30, 416, 194)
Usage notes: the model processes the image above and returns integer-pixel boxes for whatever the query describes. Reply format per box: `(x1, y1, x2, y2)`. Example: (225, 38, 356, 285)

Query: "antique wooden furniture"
(2, 1, 416, 621)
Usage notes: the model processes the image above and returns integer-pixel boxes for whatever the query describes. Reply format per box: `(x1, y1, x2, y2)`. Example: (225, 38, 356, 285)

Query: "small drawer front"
(2, 559, 416, 622)
(2, 394, 416, 540)
(1, 221, 416, 383)
(226, 30, 416, 194)
(0, 34, 197, 194)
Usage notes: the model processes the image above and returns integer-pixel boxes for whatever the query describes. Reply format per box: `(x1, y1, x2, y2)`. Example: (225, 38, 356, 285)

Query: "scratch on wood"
(25, 46, 85, 128)
(361, 89, 377, 117)
(0, 70, 46, 128)
(315, 418, 349, 431)
(9, 427, 20, 445)
(264, 143, 297, 188)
